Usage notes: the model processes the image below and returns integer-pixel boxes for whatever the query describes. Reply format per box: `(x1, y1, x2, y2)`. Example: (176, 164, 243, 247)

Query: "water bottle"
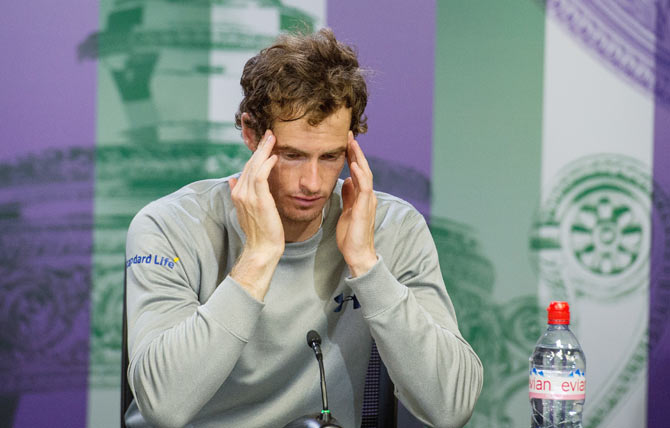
(529, 301, 586, 428)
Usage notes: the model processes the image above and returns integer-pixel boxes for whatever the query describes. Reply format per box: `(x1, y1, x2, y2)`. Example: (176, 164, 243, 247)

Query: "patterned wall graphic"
(532, 155, 662, 427)
(546, 0, 670, 104)
(540, 0, 669, 425)
(0, 150, 94, 427)
(430, 218, 544, 427)
(650, 0, 670, 421)
(544, 1, 670, 424)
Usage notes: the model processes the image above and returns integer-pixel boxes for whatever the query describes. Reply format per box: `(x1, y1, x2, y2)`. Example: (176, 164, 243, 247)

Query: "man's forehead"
(272, 123, 349, 150)
(273, 140, 347, 153)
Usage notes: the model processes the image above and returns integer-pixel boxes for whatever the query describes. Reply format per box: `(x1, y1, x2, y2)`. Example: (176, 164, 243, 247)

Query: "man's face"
(266, 107, 351, 232)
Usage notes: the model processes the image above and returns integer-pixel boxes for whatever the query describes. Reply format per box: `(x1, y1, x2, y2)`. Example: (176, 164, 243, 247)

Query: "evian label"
(529, 367, 586, 400)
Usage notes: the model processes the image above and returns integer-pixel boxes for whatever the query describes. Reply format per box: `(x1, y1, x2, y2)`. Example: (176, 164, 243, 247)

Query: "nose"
(299, 159, 321, 195)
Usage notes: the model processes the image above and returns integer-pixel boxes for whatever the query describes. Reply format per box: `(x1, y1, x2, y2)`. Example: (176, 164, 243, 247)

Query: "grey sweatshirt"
(124, 177, 483, 428)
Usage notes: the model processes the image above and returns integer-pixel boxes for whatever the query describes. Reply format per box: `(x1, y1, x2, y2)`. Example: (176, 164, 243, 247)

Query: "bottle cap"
(547, 301, 570, 325)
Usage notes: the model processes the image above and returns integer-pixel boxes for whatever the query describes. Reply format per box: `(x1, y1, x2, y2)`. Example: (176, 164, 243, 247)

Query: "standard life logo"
(127, 254, 179, 269)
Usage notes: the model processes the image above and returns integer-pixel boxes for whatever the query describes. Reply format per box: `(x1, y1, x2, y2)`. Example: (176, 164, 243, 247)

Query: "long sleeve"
(125, 210, 263, 427)
(345, 211, 483, 428)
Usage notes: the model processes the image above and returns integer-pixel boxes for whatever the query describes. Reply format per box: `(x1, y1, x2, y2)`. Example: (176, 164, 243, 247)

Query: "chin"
(278, 200, 325, 224)
(281, 208, 322, 224)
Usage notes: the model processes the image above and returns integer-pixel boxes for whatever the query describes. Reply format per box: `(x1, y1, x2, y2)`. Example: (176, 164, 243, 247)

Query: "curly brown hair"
(235, 28, 368, 142)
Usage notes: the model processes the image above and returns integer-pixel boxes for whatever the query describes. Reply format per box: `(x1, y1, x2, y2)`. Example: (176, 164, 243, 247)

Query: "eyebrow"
(273, 146, 307, 156)
(322, 147, 347, 156)
(273, 146, 347, 156)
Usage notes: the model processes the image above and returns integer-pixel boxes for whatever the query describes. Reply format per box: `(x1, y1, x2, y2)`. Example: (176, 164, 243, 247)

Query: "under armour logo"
(333, 293, 360, 312)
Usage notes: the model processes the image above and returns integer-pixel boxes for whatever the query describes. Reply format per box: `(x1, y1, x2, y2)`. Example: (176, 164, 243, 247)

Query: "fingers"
(242, 130, 275, 176)
(348, 142, 373, 197)
(349, 139, 371, 175)
(341, 177, 355, 210)
(349, 162, 365, 192)
(348, 145, 376, 214)
(347, 139, 372, 181)
(238, 130, 276, 188)
(231, 129, 284, 255)
(250, 130, 276, 165)
(346, 138, 356, 168)
(350, 162, 375, 206)
(258, 129, 276, 154)
(255, 154, 278, 188)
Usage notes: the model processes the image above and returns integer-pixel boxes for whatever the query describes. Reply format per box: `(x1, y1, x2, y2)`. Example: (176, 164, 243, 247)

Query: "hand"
(229, 130, 284, 300)
(336, 133, 378, 277)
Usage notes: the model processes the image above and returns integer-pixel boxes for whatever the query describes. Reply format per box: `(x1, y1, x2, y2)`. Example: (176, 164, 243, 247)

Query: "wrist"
(230, 248, 282, 301)
(347, 252, 378, 278)
(242, 243, 284, 265)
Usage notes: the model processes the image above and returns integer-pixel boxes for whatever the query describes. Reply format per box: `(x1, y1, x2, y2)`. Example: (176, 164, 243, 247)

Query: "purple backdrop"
(0, 0, 97, 157)
(0, 0, 97, 426)
(327, 1, 436, 217)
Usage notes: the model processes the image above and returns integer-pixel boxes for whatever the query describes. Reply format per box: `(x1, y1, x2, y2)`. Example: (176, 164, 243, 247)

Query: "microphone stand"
(283, 331, 342, 428)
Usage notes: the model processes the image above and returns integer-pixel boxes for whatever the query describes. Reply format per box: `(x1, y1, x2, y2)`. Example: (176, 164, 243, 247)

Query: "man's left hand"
(337, 132, 378, 277)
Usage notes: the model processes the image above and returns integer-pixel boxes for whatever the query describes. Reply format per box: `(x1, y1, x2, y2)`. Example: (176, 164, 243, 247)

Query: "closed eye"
(282, 151, 303, 160)
(321, 151, 345, 161)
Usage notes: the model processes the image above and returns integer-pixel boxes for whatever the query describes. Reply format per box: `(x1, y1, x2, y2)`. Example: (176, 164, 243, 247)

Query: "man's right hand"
(229, 130, 284, 301)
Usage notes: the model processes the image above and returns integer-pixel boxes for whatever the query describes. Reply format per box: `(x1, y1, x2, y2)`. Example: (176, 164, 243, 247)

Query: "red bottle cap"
(547, 301, 570, 325)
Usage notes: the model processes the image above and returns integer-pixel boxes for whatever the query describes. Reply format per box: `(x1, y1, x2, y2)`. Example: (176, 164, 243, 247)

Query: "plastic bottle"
(529, 301, 586, 428)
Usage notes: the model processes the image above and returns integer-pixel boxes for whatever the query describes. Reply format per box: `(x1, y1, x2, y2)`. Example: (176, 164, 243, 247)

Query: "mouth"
(291, 195, 323, 208)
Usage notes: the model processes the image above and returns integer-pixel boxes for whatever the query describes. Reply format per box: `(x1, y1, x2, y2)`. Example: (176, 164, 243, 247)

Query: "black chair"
(121, 268, 397, 427)
(121, 267, 134, 427)
(360, 342, 397, 428)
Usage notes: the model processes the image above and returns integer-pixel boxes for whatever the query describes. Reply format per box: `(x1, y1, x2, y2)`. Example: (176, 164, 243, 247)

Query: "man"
(124, 29, 482, 428)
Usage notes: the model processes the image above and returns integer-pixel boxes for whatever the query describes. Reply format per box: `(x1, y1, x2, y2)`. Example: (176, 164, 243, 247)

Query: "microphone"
(307, 330, 322, 357)
(306, 330, 329, 420)
(283, 331, 342, 428)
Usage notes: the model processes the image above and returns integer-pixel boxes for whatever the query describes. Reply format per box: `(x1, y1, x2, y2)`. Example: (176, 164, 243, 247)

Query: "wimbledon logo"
(126, 254, 179, 269)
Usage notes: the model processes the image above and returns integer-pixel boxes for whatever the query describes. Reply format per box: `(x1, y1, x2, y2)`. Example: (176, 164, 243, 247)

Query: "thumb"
(342, 177, 355, 211)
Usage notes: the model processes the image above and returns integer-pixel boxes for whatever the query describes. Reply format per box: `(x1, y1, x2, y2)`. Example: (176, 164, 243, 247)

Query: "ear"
(241, 112, 259, 152)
